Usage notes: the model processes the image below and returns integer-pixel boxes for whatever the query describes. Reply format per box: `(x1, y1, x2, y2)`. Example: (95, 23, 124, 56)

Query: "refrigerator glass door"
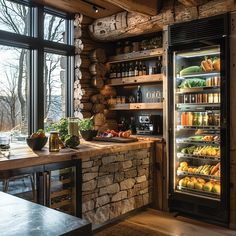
(173, 45, 221, 200)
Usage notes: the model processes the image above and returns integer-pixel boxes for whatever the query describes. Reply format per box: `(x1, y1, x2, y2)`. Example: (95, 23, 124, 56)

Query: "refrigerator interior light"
(176, 46, 220, 58)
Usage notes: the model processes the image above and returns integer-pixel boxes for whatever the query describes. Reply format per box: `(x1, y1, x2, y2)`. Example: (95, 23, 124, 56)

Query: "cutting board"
(93, 136, 138, 143)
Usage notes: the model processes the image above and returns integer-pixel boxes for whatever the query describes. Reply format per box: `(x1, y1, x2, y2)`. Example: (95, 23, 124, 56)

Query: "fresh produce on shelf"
(178, 176, 220, 194)
(180, 145, 220, 157)
(178, 162, 221, 177)
(179, 66, 202, 76)
(178, 78, 206, 88)
(213, 58, 220, 72)
(98, 129, 132, 138)
(192, 146, 220, 157)
(188, 135, 220, 142)
(201, 57, 213, 72)
(180, 146, 196, 155)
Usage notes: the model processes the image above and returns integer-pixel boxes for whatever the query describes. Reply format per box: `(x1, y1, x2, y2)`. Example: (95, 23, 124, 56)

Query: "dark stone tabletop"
(0, 192, 91, 236)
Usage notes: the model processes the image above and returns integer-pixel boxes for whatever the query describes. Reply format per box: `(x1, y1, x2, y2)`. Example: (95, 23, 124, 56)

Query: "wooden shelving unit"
(108, 74, 163, 86)
(110, 103, 163, 110)
(108, 48, 163, 63)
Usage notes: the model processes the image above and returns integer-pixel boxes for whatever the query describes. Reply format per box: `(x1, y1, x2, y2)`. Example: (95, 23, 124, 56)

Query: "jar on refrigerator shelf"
(203, 94, 208, 103)
(208, 93, 214, 103)
(213, 93, 219, 103)
(202, 112, 208, 126)
(188, 112, 193, 126)
(193, 113, 198, 126)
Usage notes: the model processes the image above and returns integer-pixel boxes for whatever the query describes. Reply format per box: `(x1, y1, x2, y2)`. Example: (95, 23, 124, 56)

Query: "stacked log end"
(74, 15, 118, 131)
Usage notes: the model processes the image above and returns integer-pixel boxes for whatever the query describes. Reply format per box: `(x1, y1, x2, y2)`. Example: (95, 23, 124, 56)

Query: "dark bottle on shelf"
(156, 56, 162, 74)
(142, 63, 147, 75)
(134, 61, 139, 76)
(138, 61, 143, 76)
(124, 63, 129, 77)
(109, 65, 115, 79)
(116, 63, 121, 78)
(136, 86, 142, 103)
(130, 116, 136, 134)
(121, 63, 126, 78)
(129, 62, 134, 77)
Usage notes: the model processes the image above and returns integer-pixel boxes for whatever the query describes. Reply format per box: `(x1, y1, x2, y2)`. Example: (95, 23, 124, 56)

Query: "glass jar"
(68, 117, 79, 136)
(49, 131, 60, 152)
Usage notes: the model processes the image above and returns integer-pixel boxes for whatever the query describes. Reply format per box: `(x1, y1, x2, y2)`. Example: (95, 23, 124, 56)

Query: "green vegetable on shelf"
(178, 78, 206, 88)
(179, 66, 202, 76)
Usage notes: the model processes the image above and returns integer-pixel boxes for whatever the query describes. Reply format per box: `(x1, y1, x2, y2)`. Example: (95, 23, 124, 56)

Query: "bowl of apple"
(26, 129, 48, 151)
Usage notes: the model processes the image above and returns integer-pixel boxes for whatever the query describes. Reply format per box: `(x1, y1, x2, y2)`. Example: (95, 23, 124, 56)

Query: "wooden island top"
(0, 139, 157, 171)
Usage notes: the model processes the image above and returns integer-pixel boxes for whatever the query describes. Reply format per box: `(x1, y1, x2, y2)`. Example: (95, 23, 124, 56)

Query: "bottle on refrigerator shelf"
(109, 65, 114, 79)
(136, 86, 142, 103)
(125, 63, 129, 77)
(202, 112, 209, 126)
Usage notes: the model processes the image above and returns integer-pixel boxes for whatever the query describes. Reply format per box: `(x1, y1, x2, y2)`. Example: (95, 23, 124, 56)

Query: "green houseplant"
(79, 117, 97, 141)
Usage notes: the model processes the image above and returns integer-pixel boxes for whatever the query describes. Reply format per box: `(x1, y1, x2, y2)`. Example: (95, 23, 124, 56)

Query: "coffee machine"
(136, 114, 162, 135)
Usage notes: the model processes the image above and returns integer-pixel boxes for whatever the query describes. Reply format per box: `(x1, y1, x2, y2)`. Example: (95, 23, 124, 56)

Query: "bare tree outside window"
(0, 0, 67, 144)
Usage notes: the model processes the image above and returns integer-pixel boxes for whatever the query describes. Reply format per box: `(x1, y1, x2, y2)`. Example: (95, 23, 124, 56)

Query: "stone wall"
(81, 147, 153, 225)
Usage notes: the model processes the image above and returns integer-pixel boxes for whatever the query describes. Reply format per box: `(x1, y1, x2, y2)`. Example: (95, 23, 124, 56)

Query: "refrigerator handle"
(45, 171, 51, 207)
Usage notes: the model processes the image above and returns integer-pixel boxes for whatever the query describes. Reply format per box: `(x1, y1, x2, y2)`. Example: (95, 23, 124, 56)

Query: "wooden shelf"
(108, 48, 163, 63)
(107, 74, 163, 86)
(110, 103, 163, 110)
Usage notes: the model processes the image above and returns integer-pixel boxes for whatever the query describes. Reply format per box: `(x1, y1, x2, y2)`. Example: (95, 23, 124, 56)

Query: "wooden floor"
(94, 209, 236, 236)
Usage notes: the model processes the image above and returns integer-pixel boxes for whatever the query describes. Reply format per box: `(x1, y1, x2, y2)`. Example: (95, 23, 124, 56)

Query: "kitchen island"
(0, 139, 161, 226)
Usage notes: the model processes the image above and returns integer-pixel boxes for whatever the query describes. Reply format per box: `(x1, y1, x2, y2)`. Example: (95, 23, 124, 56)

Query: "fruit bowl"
(26, 137, 48, 151)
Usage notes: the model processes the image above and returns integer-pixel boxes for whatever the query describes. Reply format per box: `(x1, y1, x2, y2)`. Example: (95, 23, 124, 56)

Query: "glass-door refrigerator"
(168, 14, 229, 225)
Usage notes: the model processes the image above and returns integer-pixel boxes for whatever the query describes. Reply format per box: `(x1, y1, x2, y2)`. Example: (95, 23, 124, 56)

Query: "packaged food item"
(208, 93, 214, 103)
(203, 94, 208, 103)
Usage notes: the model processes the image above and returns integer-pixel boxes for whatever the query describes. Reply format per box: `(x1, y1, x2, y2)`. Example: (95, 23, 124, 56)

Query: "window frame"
(0, 0, 75, 134)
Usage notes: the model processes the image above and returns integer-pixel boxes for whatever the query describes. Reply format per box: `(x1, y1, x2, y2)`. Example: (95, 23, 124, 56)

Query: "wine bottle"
(129, 62, 134, 77)
(116, 63, 121, 78)
(142, 63, 147, 75)
(134, 61, 139, 76)
(138, 61, 143, 76)
(121, 63, 125, 78)
(136, 86, 142, 103)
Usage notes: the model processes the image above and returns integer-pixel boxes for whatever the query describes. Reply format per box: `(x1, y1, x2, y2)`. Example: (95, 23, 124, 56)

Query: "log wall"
(74, 15, 118, 131)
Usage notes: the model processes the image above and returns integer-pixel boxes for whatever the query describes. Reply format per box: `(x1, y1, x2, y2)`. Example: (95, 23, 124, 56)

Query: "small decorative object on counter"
(27, 129, 48, 151)
(49, 131, 60, 152)
(64, 134, 80, 148)
(79, 117, 98, 141)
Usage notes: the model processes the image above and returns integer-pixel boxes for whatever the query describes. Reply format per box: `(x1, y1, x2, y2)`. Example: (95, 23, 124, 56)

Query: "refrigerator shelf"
(176, 125, 220, 131)
(176, 186, 220, 199)
(177, 152, 220, 161)
(176, 71, 220, 79)
(176, 139, 220, 146)
(177, 170, 220, 181)
(176, 86, 220, 94)
(176, 103, 220, 110)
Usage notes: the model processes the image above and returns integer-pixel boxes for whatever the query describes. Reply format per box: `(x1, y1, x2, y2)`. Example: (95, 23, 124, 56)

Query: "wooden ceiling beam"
(102, 0, 159, 16)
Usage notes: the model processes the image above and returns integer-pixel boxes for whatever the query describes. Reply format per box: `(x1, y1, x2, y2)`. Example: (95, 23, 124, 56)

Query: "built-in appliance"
(136, 114, 162, 135)
(168, 14, 229, 226)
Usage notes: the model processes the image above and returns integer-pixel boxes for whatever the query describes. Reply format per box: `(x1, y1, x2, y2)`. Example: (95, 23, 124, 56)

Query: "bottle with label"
(202, 112, 208, 126)
(134, 61, 139, 76)
(142, 63, 147, 75)
(121, 63, 125, 78)
(109, 65, 114, 79)
(116, 63, 121, 78)
(136, 86, 142, 103)
(125, 63, 129, 77)
(138, 61, 143, 76)
(188, 112, 193, 126)
(193, 112, 198, 126)
(129, 62, 134, 77)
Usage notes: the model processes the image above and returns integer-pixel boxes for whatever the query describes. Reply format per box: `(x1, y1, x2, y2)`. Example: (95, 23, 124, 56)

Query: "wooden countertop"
(0, 140, 154, 171)
(0, 191, 91, 236)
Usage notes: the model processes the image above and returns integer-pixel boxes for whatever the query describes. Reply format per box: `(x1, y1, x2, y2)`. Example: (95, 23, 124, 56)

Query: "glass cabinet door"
(47, 166, 77, 216)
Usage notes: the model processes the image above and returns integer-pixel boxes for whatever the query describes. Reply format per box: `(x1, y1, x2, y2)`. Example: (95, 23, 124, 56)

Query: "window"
(0, 0, 74, 145)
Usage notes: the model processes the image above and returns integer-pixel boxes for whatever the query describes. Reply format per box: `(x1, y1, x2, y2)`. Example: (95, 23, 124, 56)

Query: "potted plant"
(79, 117, 98, 141)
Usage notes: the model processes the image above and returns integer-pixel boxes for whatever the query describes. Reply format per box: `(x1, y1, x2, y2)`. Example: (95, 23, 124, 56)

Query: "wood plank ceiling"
(34, 0, 161, 18)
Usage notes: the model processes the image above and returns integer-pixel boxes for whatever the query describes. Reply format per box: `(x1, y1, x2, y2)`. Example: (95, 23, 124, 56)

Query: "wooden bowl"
(26, 137, 48, 150)
(80, 130, 98, 141)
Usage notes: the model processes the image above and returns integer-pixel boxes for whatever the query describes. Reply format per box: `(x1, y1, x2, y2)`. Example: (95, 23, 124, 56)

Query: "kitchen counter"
(0, 191, 91, 236)
(0, 140, 154, 171)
